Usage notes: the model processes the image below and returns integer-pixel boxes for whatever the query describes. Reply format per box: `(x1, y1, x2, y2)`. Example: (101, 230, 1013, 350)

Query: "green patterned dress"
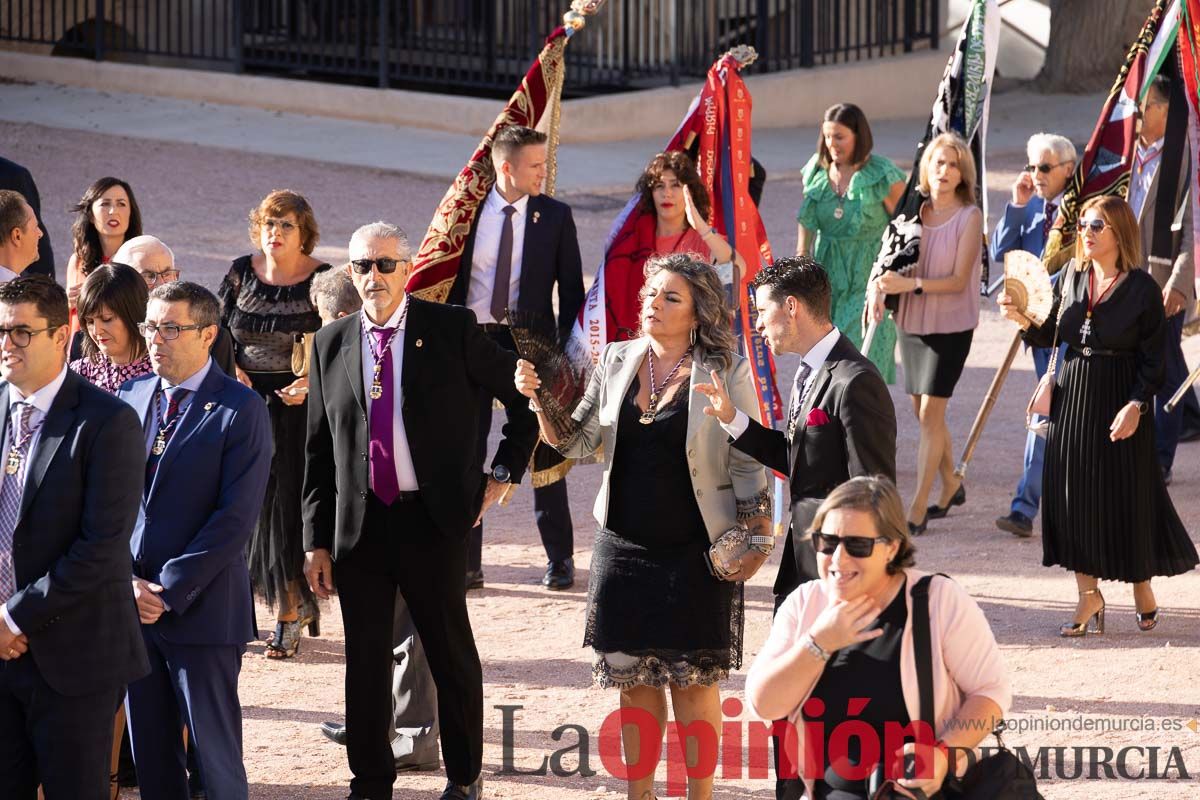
(798, 153, 906, 383)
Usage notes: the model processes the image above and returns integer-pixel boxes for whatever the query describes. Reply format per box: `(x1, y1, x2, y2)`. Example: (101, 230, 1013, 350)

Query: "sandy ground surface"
(4, 97, 1200, 799)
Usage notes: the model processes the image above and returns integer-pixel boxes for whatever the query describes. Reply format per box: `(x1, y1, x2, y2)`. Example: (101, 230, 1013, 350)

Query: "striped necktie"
(0, 402, 36, 602)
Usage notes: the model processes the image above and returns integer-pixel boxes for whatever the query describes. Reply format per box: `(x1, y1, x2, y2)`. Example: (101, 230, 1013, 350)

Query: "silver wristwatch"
(748, 534, 774, 555)
(799, 633, 831, 662)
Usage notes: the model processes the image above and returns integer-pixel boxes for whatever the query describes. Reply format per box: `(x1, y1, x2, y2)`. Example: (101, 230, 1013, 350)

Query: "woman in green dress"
(797, 103, 907, 382)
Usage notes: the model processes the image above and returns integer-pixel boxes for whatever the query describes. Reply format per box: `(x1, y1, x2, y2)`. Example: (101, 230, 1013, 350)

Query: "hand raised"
(693, 369, 736, 425)
(807, 595, 884, 653)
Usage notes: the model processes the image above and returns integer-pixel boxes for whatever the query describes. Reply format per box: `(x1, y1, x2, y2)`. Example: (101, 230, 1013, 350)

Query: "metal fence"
(1, 1, 940, 96)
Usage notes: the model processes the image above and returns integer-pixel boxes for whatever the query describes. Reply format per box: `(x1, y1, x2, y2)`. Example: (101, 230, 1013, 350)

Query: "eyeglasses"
(140, 268, 180, 287)
(137, 321, 207, 340)
(812, 532, 892, 558)
(0, 327, 53, 348)
(1024, 162, 1068, 174)
(350, 257, 403, 275)
(1077, 219, 1108, 234)
(262, 218, 297, 233)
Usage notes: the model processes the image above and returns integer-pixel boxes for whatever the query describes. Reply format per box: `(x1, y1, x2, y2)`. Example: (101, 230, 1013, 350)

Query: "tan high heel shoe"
(1060, 588, 1105, 637)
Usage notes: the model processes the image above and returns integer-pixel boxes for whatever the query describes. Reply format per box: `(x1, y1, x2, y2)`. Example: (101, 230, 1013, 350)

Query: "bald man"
(103, 235, 237, 376)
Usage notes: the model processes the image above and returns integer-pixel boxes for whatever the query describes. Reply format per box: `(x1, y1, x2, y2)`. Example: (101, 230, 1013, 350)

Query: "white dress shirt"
(721, 327, 842, 439)
(467, 188, 529, 324)
(2, 365, 70, 634)
(0, 265, 19, 283)
(360, 302, 419, 491)
(143, 358, 213, 456)
(1127, 137, 1164, 220)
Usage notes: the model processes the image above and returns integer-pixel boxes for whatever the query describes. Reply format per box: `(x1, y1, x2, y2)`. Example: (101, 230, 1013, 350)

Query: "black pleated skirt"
(1042, 353, 1198, 582)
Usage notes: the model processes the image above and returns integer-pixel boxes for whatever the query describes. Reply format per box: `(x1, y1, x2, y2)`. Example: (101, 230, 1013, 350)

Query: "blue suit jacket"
(117, 366, 271, 646)
(990, 197, 1048, 263)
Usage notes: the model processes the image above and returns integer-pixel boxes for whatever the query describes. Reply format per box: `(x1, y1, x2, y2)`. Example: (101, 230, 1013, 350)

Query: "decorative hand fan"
(1003, 250, 1054, 326)
(507, 311, 593, 443)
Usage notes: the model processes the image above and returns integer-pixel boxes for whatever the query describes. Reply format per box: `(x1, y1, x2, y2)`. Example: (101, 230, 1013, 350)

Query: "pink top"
(896, 205, 983, 335)
(745, 569, 1011, 794)
(655, 228, 712, 260)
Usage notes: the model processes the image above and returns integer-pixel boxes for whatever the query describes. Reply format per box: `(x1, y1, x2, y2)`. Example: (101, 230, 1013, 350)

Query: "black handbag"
(906, 574, 1042, 800)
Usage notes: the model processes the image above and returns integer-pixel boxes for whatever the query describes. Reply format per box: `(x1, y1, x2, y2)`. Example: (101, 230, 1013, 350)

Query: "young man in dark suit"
(117, 281, 272, 800)
(447, 125, 585, 591)
(0, 275, 148, 799)
(303, 222, 537, 800)
(0, 159, 55, 279)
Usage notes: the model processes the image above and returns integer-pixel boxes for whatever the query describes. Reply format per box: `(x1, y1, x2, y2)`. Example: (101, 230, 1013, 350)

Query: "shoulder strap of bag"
(1044, 265, 1076, 377)
(911, 572, 953, 730)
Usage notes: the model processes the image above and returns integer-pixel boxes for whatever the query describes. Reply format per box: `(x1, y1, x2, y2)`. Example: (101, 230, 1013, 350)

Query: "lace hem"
(736, 486, 772, 521)
(592, 651, 731, 690)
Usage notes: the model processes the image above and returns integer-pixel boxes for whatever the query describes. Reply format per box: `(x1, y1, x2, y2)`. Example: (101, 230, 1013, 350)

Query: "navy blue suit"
(117, 364, 271, 800)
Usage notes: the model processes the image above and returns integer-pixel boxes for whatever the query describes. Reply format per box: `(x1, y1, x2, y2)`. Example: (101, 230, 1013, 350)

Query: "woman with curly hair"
(65, 177, 143, 330)
(637, 150, 745, 271)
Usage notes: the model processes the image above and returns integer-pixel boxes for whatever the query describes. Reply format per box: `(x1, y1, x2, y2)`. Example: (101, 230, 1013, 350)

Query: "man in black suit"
(0, 276, 148, 799)
(0, 159, 54, 279)
(0, 190, 44, 283)
(303, 222, 537, 800)
(447, 125, 584, 591)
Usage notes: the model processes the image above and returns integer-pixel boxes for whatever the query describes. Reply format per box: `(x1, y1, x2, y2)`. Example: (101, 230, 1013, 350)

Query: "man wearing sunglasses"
(446, 124, 585, 593)
(1128, 74, 1200, 482)
(989, 133, 1076, 538)
(0, 190, 44, 284)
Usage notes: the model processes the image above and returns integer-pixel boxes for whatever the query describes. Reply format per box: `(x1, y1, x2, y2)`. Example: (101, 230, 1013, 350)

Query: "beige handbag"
(1026, 267, 1074, 437)
(291, 332, 312, 378)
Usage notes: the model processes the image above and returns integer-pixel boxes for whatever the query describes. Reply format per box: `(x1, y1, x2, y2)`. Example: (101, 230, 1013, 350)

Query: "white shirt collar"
(1048, 192, 1064, 208)
(9, 364, 69, 414)
(801, 327, 841, 373)
(487, 187, 530, 217)
(0, 265, 19, 283)
(160, 357, 213, 393)
(363, 297, 410, 332)
(1137, 137, 1165, 158)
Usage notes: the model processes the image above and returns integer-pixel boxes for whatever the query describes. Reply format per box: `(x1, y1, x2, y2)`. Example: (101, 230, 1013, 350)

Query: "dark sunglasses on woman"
(349, 257, 402, 275)
(812, 532, 892, 557)
(1076, 219, 1108, 234)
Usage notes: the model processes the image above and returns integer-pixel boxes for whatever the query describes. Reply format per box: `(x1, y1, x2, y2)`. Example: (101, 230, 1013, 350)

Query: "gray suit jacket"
(556, 339, 770, 542)
(1138, 150, 1194, 302)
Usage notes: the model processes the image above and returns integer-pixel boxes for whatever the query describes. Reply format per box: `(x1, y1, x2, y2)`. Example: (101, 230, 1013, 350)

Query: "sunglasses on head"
(1077, 218, 1108, 234)
(812, 532, 892, 558)
(350, 257, 402, 275)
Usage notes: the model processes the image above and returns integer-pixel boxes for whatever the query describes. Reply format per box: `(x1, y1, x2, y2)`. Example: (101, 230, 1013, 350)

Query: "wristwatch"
(799, 633, 831, 662)
(490, 464, 512, 483)
(913, 277, 925, 295)
(1134, 400, 1149, 415)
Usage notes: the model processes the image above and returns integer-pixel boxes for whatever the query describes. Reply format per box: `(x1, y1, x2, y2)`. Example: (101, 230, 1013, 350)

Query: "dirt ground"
(6, 120, 1200, 799)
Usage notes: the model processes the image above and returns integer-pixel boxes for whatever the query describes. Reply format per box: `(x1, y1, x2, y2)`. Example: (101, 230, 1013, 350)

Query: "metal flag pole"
(1165, 362, 1200, 412)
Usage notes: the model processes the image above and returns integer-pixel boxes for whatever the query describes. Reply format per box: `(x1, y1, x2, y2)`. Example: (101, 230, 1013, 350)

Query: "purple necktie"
(369, 326, 401, 505)
(490, 205, 517, 323)
(1042, 202, 1057, 241)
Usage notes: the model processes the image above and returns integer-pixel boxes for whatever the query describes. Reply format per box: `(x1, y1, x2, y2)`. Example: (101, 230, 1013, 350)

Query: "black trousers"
(468, 328, 573, 570)
(335, 494, 482, 799)
(0, 656, 123, 800)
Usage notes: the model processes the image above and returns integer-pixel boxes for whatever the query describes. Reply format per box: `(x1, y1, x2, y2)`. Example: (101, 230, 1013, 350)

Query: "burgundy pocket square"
(806, 408, 831, 427)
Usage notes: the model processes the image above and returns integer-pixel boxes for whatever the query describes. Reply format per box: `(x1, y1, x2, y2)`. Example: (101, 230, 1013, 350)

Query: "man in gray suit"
(306, 266, 440, 773)
(1131, 74, 1196, 482)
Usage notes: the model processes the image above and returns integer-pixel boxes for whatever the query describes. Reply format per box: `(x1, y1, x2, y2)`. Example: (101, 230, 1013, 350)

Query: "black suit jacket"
(302, 299, 539, 559)
(447, 193, 584, 342)
(0, 156, 55, 279)
(2, 370, 149, 696)
(731, 334, 897, 598)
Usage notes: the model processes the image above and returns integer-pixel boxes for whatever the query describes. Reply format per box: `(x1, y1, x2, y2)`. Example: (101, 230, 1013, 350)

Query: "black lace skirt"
(585, 526, 743, 689)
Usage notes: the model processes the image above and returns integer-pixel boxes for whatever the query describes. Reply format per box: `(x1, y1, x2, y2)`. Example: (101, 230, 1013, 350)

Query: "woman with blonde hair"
(999, 195, 1197, 635)
(873, 132, 982, 535)
(515, 253, 771, 800)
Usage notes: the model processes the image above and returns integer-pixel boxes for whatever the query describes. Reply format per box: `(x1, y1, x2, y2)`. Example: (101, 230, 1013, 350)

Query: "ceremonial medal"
(370, 364, 384, 400)
(152, 433, 167, 456)
(639, 393, 659, 426)
(4, 449, 19, 476)
(640, 346, 693, 425)
(833, 206, 844, 220)
(362, 298, 410, 403)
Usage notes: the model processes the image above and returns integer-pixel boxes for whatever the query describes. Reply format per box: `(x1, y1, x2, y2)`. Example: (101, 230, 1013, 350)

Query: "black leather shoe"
(926, 483, 966, 519)
(465, 570, 485, 591)
(440, 776, 483, 799)
(542, 559, 575, 590)
(907, 516, 928, 537)
(320, 721, 348, 746)
(995, 511, 1033, 538)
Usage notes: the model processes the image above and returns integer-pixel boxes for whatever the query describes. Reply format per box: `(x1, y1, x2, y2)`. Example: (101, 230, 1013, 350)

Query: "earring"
(690, 327, 697, 346)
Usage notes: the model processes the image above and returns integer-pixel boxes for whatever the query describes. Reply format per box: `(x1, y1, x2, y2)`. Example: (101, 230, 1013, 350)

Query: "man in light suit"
(118, 281, 271, 800)
(0, 275, 148, 799)
(447, 125, 584, 591)
(989, 133, 1075, 538)
(0, 159, 55, 279)
(1130, 74, 1197, 483)
(303, 222, 537, 800)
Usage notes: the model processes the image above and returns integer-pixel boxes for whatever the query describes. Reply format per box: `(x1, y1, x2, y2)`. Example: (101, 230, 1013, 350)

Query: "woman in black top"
(1000, 195, 1198, 636)
(219, 189, 331, 658)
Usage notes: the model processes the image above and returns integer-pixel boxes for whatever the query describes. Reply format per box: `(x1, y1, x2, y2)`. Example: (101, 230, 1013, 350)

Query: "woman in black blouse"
(999, 195, 1197, 636)
(219, 189, 331, 658)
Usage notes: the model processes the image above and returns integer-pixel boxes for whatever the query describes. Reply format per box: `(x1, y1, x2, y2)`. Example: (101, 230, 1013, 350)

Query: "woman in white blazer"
(516, 253, 772, 800)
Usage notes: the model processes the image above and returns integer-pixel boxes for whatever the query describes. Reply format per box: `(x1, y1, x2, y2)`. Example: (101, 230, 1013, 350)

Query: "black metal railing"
(0, 1, 940, 97)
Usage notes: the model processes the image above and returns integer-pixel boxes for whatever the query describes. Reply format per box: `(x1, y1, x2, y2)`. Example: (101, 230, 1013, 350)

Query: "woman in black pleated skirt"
(1000, 196, 1197, 637)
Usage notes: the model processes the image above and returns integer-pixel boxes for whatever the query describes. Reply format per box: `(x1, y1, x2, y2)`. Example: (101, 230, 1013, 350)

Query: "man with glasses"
(0, 190, 44, 283)
(0, 275, 149, 798)
(111, 235, 238, 376)
(990, 133, 1076, 538)
(116, 281, 271, 800)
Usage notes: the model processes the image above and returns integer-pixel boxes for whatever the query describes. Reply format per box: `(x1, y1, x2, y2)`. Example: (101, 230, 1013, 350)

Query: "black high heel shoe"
(926, 484, 966, 520)
(1136, 608, 1160, 631)
(908, 515, 928, 537)
(1060, 588, 1105, 637)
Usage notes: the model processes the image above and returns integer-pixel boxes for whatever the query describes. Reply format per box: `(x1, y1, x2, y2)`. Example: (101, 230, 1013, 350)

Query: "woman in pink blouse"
(746, 477, 1010, 800)
(69, 262, 152, 393)
(872, 133, 983, 535)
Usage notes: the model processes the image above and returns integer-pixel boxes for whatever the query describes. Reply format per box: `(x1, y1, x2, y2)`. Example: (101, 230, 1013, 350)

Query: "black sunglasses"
(350, 257, 402, 275)
(812, 532, 892, 558)
(1077, 219, 1108, 234)
(1024, 162, 1067, 174)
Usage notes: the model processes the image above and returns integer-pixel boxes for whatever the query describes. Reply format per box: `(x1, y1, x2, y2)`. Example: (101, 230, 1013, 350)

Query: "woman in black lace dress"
(219, 189, 331, 658)
(1000, 195, 1197, 637)
(516, 253, 772, 800)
